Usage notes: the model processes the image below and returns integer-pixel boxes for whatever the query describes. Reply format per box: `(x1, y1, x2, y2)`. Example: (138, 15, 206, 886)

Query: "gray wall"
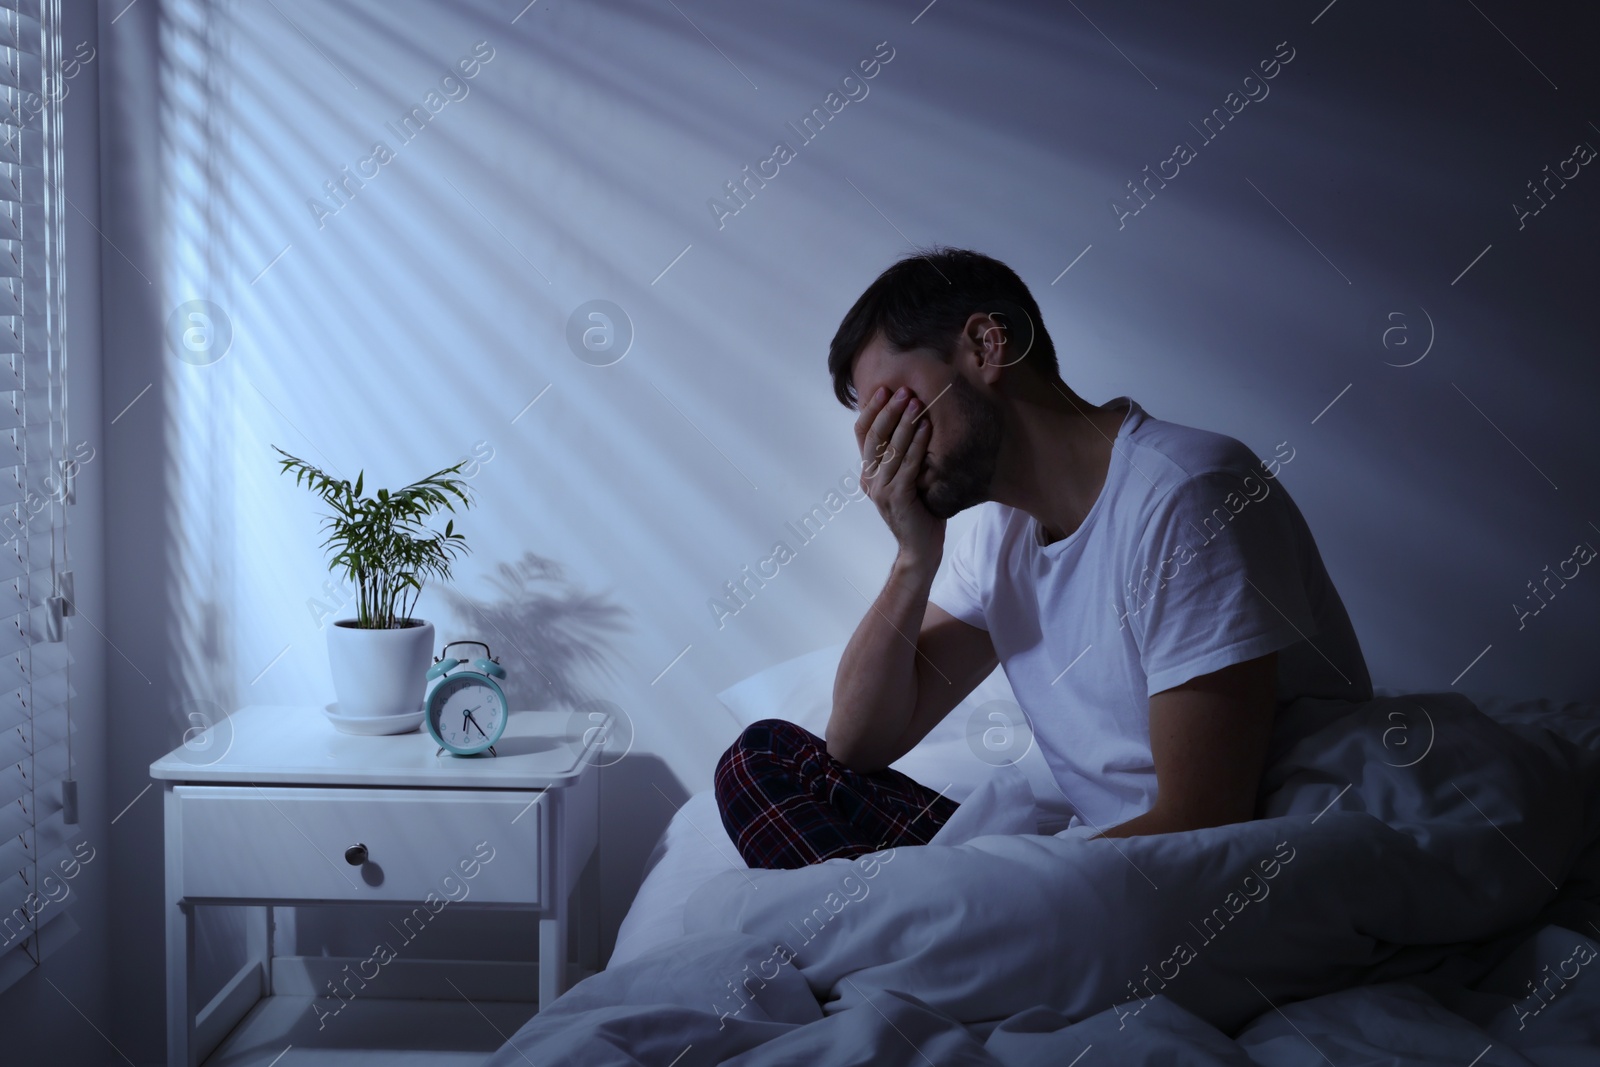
(85, 0, 1600, 1061)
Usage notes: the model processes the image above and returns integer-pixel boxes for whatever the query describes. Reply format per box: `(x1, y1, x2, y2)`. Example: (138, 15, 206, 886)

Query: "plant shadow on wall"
(440, 552, 629, 711)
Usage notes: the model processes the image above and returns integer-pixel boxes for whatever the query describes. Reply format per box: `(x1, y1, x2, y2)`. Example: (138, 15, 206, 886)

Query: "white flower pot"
(327, 618, 436, 718)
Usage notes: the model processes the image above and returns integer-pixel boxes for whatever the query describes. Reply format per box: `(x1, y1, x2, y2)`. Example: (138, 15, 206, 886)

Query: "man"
(716, 247, 1370, 870)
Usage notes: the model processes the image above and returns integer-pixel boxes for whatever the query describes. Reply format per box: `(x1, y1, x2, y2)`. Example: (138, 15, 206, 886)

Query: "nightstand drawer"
(174, 786, 543, 905)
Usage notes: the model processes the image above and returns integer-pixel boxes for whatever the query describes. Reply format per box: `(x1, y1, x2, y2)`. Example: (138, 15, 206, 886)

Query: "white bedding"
(609, 790, 742, 967)
(611, 763, 1061, 968)
(612, 645, 1075, 967)
(613, 652, 1596, 972)
(495, 687, 1600, 1065)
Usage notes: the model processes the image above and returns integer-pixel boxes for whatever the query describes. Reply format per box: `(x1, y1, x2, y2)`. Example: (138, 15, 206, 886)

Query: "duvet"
(487, 690, 1600, 1065)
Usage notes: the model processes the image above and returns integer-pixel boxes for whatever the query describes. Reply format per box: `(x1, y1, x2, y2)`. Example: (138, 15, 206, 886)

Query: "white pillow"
(715, 643, 1074, 824)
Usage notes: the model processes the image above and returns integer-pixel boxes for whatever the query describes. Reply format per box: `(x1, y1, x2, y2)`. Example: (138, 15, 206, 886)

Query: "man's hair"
(827, 246, 1059, 409)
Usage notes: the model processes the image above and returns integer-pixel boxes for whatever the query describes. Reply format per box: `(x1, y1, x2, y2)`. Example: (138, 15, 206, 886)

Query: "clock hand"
(463, 709, 490, 738)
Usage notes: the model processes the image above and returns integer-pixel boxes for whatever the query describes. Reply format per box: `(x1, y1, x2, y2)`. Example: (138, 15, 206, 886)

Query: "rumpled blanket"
(487, 691, 1600, 1065)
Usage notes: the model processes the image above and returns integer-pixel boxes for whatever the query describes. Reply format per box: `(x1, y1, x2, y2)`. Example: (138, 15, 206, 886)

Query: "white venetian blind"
(0, 0, 77, 997)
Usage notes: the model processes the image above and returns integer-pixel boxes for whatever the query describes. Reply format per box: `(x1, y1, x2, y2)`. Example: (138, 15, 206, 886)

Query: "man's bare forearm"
(827, 552, 937, 769)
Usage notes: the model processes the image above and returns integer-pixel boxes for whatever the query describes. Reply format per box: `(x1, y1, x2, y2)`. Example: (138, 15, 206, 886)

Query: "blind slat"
(0, 733, 64, 812)
(2, 710, 65, 757)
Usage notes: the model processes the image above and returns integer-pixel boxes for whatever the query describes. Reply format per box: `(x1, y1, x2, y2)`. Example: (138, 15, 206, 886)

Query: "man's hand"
(855, 385, 943, 565)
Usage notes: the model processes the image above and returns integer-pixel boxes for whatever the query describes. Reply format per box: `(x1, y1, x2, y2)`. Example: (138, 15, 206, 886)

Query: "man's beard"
(920, 375, 1002, 520)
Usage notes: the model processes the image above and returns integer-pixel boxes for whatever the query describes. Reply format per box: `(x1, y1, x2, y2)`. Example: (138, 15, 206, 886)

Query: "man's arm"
(1093, 651, 1278, 839)
(830, 597, 998, 771)
(826, 384, 998, 771)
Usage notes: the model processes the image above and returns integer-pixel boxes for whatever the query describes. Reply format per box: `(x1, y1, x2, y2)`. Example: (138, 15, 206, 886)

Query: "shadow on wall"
(440, 552, 628, 711)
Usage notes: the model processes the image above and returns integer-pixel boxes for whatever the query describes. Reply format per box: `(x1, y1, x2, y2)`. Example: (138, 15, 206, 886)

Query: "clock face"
(428, 675, 507, 754)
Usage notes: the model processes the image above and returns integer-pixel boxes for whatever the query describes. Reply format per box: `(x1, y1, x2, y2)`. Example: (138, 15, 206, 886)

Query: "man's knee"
(745, 717, 820, 749)
(721, 718, 821, 764)
(714, 719, 822, 806)
(713, 719, 840, 870)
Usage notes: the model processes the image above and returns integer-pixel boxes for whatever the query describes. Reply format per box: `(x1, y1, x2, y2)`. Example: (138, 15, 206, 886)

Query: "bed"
(488, 647, 1600, 1065)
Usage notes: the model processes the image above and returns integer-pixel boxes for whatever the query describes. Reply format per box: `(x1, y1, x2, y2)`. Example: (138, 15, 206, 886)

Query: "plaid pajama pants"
(714, 718, 960, 870)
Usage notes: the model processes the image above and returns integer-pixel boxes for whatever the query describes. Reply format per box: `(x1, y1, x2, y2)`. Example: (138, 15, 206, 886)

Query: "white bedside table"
(150, 705, 601, 1067)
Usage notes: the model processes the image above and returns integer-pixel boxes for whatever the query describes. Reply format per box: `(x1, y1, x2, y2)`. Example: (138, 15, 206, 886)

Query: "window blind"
(0, 0, 77, 998)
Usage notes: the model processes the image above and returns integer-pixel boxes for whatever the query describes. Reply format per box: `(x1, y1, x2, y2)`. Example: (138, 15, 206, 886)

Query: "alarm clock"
(425, 641, 510, 757)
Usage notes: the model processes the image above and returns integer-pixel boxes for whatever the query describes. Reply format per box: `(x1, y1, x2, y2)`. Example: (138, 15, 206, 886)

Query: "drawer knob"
(344, 843, 368, 866)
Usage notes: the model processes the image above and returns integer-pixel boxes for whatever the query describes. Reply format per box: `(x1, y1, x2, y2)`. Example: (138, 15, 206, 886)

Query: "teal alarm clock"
(425, 641, 510, 756)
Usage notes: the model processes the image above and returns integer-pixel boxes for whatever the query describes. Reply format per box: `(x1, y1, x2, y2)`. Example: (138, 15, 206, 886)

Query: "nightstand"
(150, 705, 601, 1067)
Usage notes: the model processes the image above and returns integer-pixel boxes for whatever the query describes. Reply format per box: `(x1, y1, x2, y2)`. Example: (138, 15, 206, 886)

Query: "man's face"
(851, 333, 1003, 520)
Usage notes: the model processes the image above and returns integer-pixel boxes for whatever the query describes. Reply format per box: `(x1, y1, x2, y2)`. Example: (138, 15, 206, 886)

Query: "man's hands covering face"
(855, 385, 944, 566)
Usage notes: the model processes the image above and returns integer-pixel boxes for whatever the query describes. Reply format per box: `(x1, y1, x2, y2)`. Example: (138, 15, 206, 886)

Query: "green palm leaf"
(274, 446, 475, 629)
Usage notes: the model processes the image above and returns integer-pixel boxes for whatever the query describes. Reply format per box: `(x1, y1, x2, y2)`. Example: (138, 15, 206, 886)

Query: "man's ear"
(962, 311, 1010, 385)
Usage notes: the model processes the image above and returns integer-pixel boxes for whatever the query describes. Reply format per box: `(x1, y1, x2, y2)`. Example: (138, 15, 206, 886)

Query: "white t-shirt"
(927, 397, 1371, 831)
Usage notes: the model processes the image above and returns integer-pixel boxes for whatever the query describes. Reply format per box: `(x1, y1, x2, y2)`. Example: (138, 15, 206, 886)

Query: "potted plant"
(275, 447, 473, 722)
